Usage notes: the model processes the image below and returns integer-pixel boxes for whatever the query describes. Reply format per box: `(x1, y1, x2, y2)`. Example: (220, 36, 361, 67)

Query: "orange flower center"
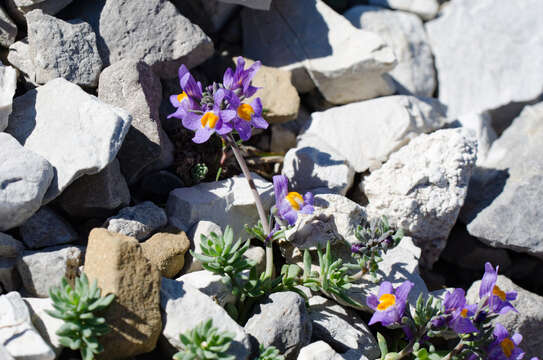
(237, 104, 255, 121)
(500, 338, 515, 357)
(177, 92, 188, 103)
(460, 308, 468, 318)
(285, 192, 304, 211)
(493, 285, 506, 301)
(201, 112, 219, 129)
(377, 294, 396, 311)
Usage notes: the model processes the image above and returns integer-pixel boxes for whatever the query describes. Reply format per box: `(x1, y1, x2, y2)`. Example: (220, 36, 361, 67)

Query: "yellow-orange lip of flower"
(201, 112, 219, 129)
(285, 192, 304, 211)
(177, 92, 188, 103)
(500, 338, 515, 357)
(377, 293, 396, 311)
(237, 104, 255, 122)
(460, 308, 469, 318)
(493, 285, 507, 301)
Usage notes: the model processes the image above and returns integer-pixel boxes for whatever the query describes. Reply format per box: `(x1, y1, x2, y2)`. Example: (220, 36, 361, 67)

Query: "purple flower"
(367, 281, 414, 327)
(480, 262, 517, 315)
(226, 93, 268, 140)
(223, 57, 261, 97)
(441, 288, 478, 334)
(168, 65, 203, 119)
(272, 175, 314, 226)
(487, 324, 524, 360)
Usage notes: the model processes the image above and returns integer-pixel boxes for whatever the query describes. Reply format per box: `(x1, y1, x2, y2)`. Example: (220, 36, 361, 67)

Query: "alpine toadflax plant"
(272, 175, 314, 226)
(367, 280, 414, 327)
(479, 262, 518, 315)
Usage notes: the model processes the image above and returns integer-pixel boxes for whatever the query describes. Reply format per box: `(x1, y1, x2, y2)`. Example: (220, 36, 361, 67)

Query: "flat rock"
(184, 220, 222, 273)
(24, 297, 64, 355)
(218, 0, 270, 10)
(84, 228, 162, 358)
(426, 0, 543, 118)
(160, 278, 251, 359)
(0, 292, 55, 360)
(0, 6, 17, 47)
(26, 10, 103, 87)
(300, 96, 447, 172)
(0, 258, 20, 293)
(297, 341, 344, 360)
(368, 0, 439, 20)
(19, 207, 78, 249)
(167, 173, 274, 237)
(98, 60, 164, 183)
(0, 133, 53, 231)
(245, 291, 312, 360)
(6, 78, 132, 203)
(16, 245, 81, 298)
(0, 233, 24, 258)
(141, 228, 190, 278)
(242, 0, 396, 103)
(5, 0, 73, 22)
(363, 129, 477, 267)
(0, 62, 17, 131)
(176, 270, 236, 307)
(105, 201, 168, 241)
(345, 6, 436, 97)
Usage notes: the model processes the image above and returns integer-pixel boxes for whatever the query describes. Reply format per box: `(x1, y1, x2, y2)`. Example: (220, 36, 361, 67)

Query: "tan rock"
(141, 228, 190, 278)
(84, 228, 162, 359)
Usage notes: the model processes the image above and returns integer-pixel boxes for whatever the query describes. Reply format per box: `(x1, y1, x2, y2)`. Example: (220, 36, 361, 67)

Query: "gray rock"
(300, 96, 447, 172)
(98, 0, 214, 78)
(26, 10, 103, 87)
(137, 170, 183, 205)
(426, 0, 543, 118)
(242, 0, 396, 103)
(0, 343, 14, 360)
(184, 220, 223, 273)
(218, 0, 270, 10)
(160, 278, 251, 359)
(270, 124, 297, 154)
(24, 297, 64, 355)
(0, 258, 20, 293)
(5, 0, 73, 22)
(245, 291, 312, 360)
(454, 112, 497, 164)
(20, 207, 78, 249)
(0, 133, 54, 231)
(0, 6, 17, 47)
(297, 341, 344, 360)
(6, 78, 132, 203)
(16, 245, 81, 297)
(56, 158, 130, 218)
(244, 246, 266, 276)
(345, 6, 436, 97)
(368, 0, 439, 20)
(0, 63, 17, 132)
(176, 270, 236, 307)
(98, 60, 164, 183)
(7, 39, 37, 85)
(0, 292, 55, 359)
(105, 201, 167, 241)
(0, 233, 24, 258)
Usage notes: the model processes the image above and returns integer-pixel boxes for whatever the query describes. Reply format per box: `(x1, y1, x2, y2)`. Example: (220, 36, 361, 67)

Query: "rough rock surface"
(7, 39, 37, 84)
(141, 228, 190, 278)
(219, 0, 270, 10)
(300, 96, 447, 172)
(0, 62, 17, 131)
(270, 123, 297, 154)
(6, 78, 132, 203)
(24, 297, 64, 355)
(84, 228, 162, 358)
(5, 0, 72, 21)
(245, 291, 312, 360)
(297, 341, 343, 360)
(0, 6, 17, 47)
(0, 258, 20, 293)
(0, 233, 24, 258)
(453, 112, 497, 164)
(426, 0, 543, 117)
(243, 0, 396, 103)
(105, 201, 168, 241)
(19, 207, 78, 249)
(184, 220, 223, 273)
(0, 134, 54, 231)
(176, 270, 236, 307)
(368, 0, 439, 20)
(363, 129, 477, 267)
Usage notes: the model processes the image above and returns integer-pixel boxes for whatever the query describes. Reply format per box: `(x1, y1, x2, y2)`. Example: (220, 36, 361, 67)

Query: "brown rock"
(141, 228, 190, 278)
(84, 228, 161, 359)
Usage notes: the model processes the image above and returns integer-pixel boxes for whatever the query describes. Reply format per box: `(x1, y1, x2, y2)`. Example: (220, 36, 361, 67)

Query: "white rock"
(0, 292, 55, 360)
(242, 0, 396, 103)
(363, 129, 477, 266)
(0, 63, 17, 132)
(184, 220, 223, 273)
(176, 270, 236, 307)
(7, 39, 37, 85)
(244, 246, 266, 276)
(368, 0, 439, 20)
(0, 6, 17, 48)
(0, 343, 14, 360)
(454, 112, 496, 164)
(6, 78, 132, 203)
(5, 0, 73, 22)
(300, 95, 447, 172)
(345, 6, 436, 97)
(0, 233, 24, 258)
(426, 0, 543, 118)
(297, 341, 344, 360)
(105, 201, 167, 241)
(24, 297, 64, 355)
(218, 0, 270, 10)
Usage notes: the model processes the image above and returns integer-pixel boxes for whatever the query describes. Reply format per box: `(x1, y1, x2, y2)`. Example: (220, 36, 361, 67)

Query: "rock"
(97, 0, 213, 78)
(167, 173, 274, 237)
(282, 144, 355, 196)
(160, 278, 251, 359)
(5, 0, 72, 23)
(244, 246, 266, 276)
(463, 103, 543, 259)
(184, 220, 223, 273)
(98, 60, 164, 184)
(300, 96, 447, 172)
(467, 275, 543, 359)
(308, 295, 379, 358)
(176, 270, 236, 307)
(0, 133, 54, 231)
(136, 170, 184, 205)
(0, 258, 20, 293)
(0, 292, 55, 359)
(242, 0, 396, 103)
(84, 228, 162, 358)
(245, 291, 312, 360)
(141, 228, 190, 278)
(345, 6, 436, 97)
(56, 158, 130, 218)
(0, 233, 23, 258)
(19, 207, 78, 249)
(176, 0, 238, 33)
(24, 297, 64, 355)
(270, 124, 297, 154)
(368, 0, 439, 20)
(0, 6, 17, 47)
(0, 62, 17, 131)
(297, 341, 343, 360)
(25, 10, 103, 87)
(426, 0, 543, 118)
(6, 78, 132, 203)
(0, 344, 14, 360)
(105, 201, 168, 241)
(16, 245, 82, 298)
(7, 39, 37, 84)
(218, 0, 270, 10)
(453, 112, 497, 164)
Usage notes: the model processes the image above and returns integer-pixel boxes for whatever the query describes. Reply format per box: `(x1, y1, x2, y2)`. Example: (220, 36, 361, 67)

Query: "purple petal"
(444, 288, 466, 312)
(168, 107, 185, 120)
(170, 94, 183, 108)
(512, 333, 523, 346)
(493, 323, 509, 341)
(178, 65, 189, 84)
(244, 85, 259, 98)
(226, 90, 241, 109)
(182, 112, 201, 131)
(234, 119, 252, 141)
(216, 121, 233, 136)
(299, 204, 314, 215)
(273, 175, 288, 205)
(223, 67, 234, 89)
(480, 262, 498, 299)
(395, 281, 414, 303)
(251, 115, 269, 130)
(303, 192, 314, 206)
(367, 294, 379, 310)
(506, 291, 517, 301)
(251, 97, 263, 116)
(378, 282, 393, 298)
(450, 316, 478, 334)
(283, 208, 298, 226)
(192, 128, 213, 144)
(220, 109, 237, 123)
(511, 347, 525, 360)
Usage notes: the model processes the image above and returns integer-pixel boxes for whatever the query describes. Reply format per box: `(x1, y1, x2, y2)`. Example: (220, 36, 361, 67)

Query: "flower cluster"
(168, 58, 268, 144)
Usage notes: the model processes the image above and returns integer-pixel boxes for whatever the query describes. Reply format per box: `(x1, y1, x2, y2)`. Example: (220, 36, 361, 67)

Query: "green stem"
(442, 340, 464, 360)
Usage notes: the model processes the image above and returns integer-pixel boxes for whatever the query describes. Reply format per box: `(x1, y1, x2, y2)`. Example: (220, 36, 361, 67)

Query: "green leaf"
(377, 332, 388, 359)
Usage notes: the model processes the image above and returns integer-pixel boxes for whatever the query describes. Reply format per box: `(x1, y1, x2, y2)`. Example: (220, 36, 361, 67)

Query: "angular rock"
(184, 220, 222, 273)
(0, 62, 17, 131)
(0, 133, 54, 231)
(7, 39, 37, 84)
(363, 129, 477, 267)
(219, 0, 270, 10)
(242, 0, 396, 103)
(19, 207, 78, 249)
(368, 0, 439, 20)
(0, 292, 55, 360)
(5, 0, 73, 22)
(136, 170, 184, 205)
(244, 246, 266, 276)
(0, 6, 17, 47)
(26, 10, 103, 87)
(297, 341, 343, 360)
(167, 173, 274, 237)
(0, 343, 14, 360)
(105, 201, 168, 241)
(176, 270, 236, 307)
(84, 228, 162, 358)
(426, 0, 543, 118)
(16, 245, 81, 297)
(345, 6, 436, 97)
(0, 258, 20, 293)
(160, 278, 251, 359)
(98, 60, 164, 183)
(453, 112, 497, 164)
(24, 297, 64, 355)
(270, 123, 297, 154)
(141, 228, 190, 278)
(6, 78, 132, 203)
(0, 233, 24, 258)
(56, 158, 130, 218)
(245, 291, 312, 360)
(173, 0, 238, 33)
(300, 96, 447, 172)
